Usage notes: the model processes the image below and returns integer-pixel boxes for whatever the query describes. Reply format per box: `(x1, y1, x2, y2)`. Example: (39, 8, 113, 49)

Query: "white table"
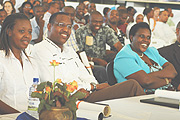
(100, 94, 180, 120)
(1, 94, 180, 120)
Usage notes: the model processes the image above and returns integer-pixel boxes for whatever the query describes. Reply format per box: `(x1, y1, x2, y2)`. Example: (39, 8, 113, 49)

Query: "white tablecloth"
(100, 94, 180, 120)
(1, 94, 180, 120)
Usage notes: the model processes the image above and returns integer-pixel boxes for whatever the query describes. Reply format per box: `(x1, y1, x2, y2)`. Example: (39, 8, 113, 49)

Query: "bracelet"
(164, 78, 169, 85)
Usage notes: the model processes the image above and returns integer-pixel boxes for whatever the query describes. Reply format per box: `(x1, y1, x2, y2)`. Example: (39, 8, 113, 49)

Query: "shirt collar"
(44, 37, 69, 54)
(9, 50, 29, 61)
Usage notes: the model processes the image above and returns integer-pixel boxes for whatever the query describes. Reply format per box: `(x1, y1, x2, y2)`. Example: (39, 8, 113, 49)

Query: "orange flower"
(56, 79, 62, 84)
(66, 84, 76, 93)
(46, 86, 51, 93)
(71, 80, 78, 90)
(50, 60, 60, 66)
(34, 91, 42, 94)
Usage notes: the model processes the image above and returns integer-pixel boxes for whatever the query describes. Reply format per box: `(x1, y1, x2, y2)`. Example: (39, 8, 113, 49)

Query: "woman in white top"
(0, 13, 39, 114)
(126, 13, 144, 39)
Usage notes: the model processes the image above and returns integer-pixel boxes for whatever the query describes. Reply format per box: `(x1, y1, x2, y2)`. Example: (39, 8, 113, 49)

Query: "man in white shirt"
(153, 10, 176, 46)
(31, 12, 145, 102)
(30, 5, 47, 45)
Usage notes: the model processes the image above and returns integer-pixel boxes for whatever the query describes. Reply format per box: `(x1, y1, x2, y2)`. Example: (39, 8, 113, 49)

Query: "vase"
(39, 107, 73, 120)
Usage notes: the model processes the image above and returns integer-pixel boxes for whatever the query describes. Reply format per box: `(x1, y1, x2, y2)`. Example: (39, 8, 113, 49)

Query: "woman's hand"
(93, 58, 107, 67)
(78, 88, 90, 99)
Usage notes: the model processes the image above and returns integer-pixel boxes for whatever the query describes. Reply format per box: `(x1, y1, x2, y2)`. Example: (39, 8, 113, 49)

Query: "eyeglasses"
(137, 34, 151, 40)
(54, 22, 72, 29)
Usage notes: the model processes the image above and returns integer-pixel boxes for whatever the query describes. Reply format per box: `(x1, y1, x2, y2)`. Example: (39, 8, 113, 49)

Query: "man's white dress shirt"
(31, 38, 97, 91)
(0, 50, 39, 112)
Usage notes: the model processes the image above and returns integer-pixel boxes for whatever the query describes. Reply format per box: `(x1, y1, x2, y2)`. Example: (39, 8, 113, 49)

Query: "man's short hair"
(103, 7, 110, 16)
(90, 11, 102, 19)
(49, 12, 69, 24)
(143, 8, 152, 16)
(118, 9, 127, 17)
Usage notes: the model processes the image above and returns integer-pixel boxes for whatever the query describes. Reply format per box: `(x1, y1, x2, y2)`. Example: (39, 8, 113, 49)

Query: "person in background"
(42, 1, 49, 12)
(84, 2, 96, 24)
(103, 7, 110, 25)
(153, 10, 176, 46)
(143, 8, 155, 32)
(107, 9, 126, 46)
(10, 0, 16, 6)
(158, 21, 180, 91)
(0, 9, 7, 32)
(59, 0, 65, 11)
(62, 6, 79, 51)
(27, 0, 35, 5)
(165, 7, 175, 31)
(19, 1, 33, 19)
(31, 12, 145, 103)
(43, 1, 60, 23)
(83, 0, 89, 17)
(126, 13, 144, 39)
(0, 13, 39, 113)
(114, 22, 177, 94)
(75, 3, 86, 27)
(117, 9, 128, 36)
(117, 5, 126, 11)
(33, 0, 41, 7)
(62, 6, 109, 84)
(30, 5, 46, 45)
(126, 6, 136, 23)
(53, 0, 65, 11)
(3, 1, 15, 16)
(76, 11, 123, 67)
(153, 7, 160, 21)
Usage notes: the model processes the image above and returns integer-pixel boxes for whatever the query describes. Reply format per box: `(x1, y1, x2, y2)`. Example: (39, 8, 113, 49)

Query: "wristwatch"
(91, 82, 97, 91)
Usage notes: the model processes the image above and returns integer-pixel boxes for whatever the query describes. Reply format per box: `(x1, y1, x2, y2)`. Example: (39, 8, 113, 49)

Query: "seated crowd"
(0, 0, 179, 115)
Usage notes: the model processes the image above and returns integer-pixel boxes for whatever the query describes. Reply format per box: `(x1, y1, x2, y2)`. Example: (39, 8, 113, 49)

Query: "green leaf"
(47, 81, 52, 87)
(31, 92, 43, 99)
(49, 100, 54, 105)
(65, 100, 77, 112)
(45, 103, 51, 110)
(37, 82, 46, 91)
(70, 91, 87, 100)
(38, 99, 46, 113)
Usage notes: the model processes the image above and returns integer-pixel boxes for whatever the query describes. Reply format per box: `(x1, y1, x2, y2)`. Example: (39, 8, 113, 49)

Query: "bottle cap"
(33, 78, 39, 83)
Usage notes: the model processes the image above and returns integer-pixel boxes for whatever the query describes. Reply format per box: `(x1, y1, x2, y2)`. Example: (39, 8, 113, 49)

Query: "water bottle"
(27, 78, 40, 119)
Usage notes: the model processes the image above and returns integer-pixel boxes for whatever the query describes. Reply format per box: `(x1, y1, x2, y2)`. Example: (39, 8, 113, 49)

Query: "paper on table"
(155, 90, 180, 100)
(76, 109, 103, 120)
(77, 101, 111, 117)
(79, 51, 93, 75)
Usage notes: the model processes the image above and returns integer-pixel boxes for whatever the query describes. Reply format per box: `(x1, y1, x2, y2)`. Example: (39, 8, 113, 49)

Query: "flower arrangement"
(31, 60, 86, 120)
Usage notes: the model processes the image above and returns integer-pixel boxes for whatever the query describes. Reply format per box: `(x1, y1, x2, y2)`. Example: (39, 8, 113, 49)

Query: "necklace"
(139, 53, 144, 58)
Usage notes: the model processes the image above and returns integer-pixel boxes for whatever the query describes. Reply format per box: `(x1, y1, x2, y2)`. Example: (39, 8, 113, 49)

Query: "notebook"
(140, 97, 179, 109)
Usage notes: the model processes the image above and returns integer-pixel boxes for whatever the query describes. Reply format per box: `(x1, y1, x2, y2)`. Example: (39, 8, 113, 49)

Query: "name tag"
(86, 36, 93, 46)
